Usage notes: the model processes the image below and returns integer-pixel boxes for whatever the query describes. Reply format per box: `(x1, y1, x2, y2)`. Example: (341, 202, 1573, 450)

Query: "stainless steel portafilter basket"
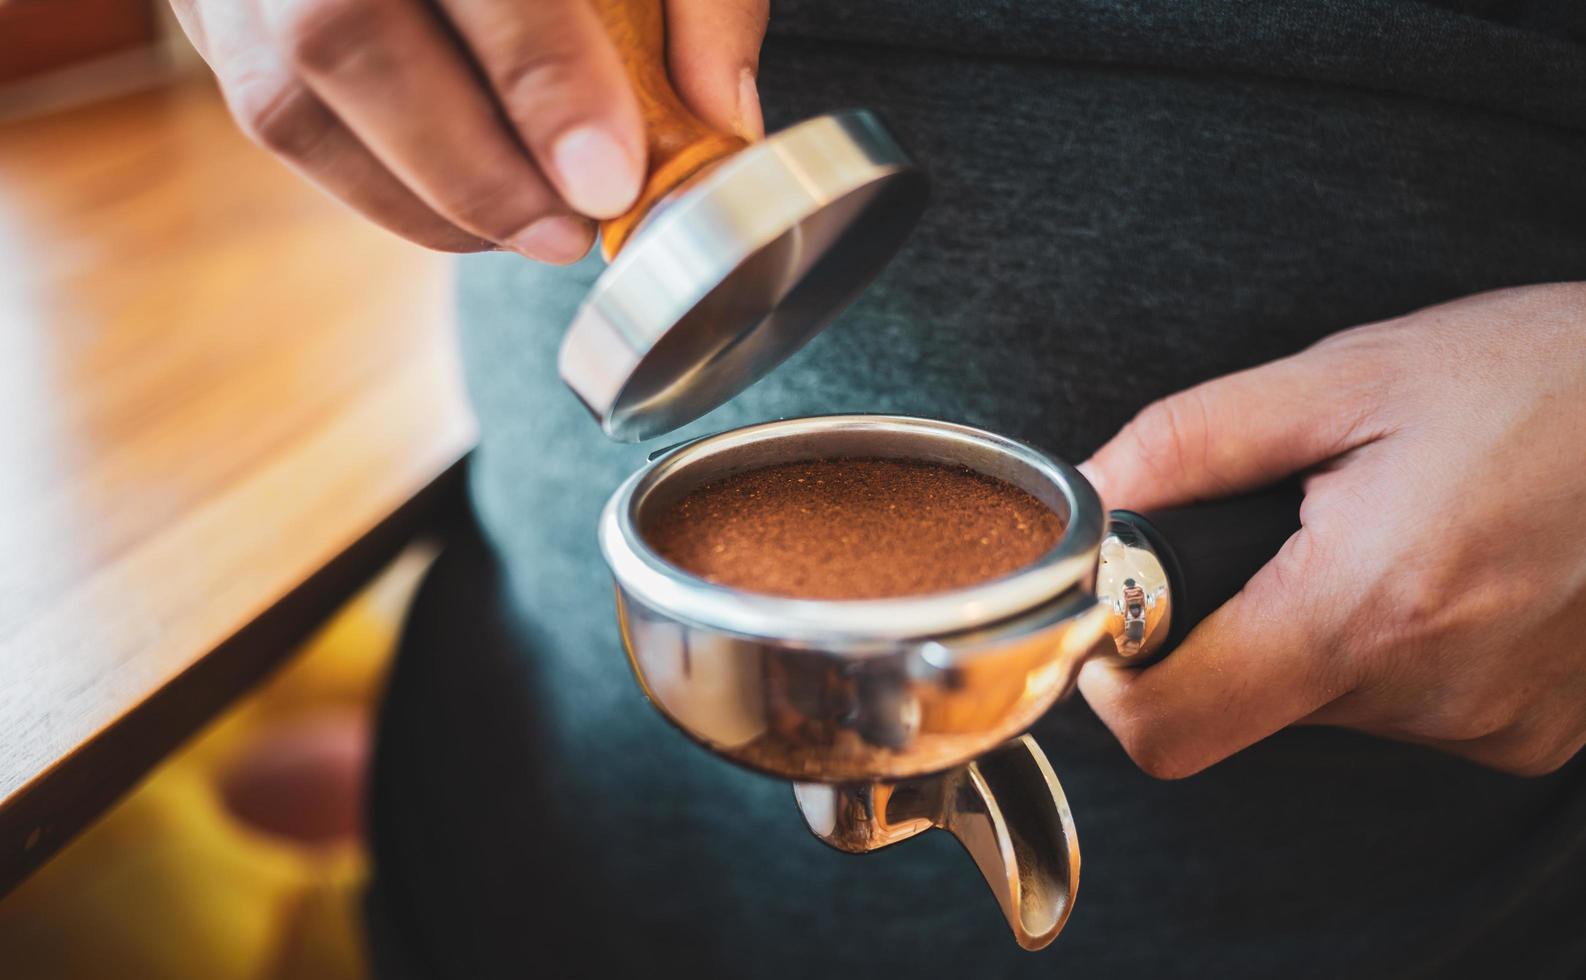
(600, 416, 1301, 949)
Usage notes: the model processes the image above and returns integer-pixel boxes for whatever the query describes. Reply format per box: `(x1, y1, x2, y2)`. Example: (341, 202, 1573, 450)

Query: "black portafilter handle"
(1099, 484, 1304, 664)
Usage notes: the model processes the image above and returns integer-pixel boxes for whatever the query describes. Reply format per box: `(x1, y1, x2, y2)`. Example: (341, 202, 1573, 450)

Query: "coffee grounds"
(643, 458, 1065, 600)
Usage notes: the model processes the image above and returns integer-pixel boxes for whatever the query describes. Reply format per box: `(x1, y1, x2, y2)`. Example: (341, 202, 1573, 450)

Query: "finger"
(1456, 727, 1586, 778)
(435, 0, 646, 218)
(1079, 342, 1388, 513)
(226, 75, 494, 252)
(1345, 718, 1586, 778)
(263, 0, 595, 262)
(666, 0, 769, 140)
(167, 0, 209, 52)
(1078, 524, 1359, 779)
(186, 0, 488, 251)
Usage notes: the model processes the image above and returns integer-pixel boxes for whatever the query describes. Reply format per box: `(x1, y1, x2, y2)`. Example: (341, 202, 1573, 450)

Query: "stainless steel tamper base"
(559, 111, 929, 442)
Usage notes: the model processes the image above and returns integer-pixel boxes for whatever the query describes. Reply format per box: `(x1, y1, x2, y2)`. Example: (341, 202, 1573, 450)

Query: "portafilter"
(601, 416, 1299, 950)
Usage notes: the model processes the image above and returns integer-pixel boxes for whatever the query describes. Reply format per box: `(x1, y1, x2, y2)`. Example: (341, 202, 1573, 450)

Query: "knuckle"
(1270, 525, 1329, 588)
(1291, 486, 1352, 545)
(1486, 722, 1586, 778)
(1493, 739, 1571, 778)
(487, 31, 583, 108)
(1306, 332, 1397, 431)
(1114, 726, 1201, 781)
(1409, 681, 1520, 742)
(228, 75, 331, 161)
(275, 0, 388, 74)
(1125, 389, 1213, 488)
(1370, 559, 1512, 665)
(1132, 747, 1201, 781)
(432, 177, 542, 241)
(1418, 699, 1510, 742)
(457, 3, 604, 133)
(492, 57, 582, 135)
(1377, 560, 1462, 643)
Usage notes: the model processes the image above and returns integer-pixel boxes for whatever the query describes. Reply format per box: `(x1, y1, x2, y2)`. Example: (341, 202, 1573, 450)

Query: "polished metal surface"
(560, 111, 929, 442)
(599, 415, 1132, 950)
(617, 580, 1106, 783)
(793, 736, 1079, 951)
(602, 416, 1110, 781)
(603, 415, 1105, 646)
(1097, 515, 1174, 663)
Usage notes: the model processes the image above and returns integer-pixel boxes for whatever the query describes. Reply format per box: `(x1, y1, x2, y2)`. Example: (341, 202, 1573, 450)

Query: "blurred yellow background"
(0, 546, 433, 980)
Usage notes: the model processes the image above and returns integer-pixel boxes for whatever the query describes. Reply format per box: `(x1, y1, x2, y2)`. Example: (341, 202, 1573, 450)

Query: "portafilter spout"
(795, 736, 1080, 951)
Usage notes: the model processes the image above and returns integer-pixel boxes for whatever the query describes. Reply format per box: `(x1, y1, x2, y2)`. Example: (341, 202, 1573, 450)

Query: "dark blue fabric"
(770, 0, 1586, 129)
(366, 4, 1586, 977)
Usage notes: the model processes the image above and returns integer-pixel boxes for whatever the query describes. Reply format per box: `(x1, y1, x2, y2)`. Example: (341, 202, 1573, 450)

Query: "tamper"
(558, 0, 928, 442)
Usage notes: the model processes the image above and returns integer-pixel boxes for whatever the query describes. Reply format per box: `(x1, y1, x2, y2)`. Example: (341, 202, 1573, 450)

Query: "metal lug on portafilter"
(1097, 516, 1173, 663)
(793, 735, 1079, 951)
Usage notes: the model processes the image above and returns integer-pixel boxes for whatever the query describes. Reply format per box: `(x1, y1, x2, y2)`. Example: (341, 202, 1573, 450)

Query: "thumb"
(1080, 343, 1384, 513)
(666, 0, 769, 141)
(1077, 523, 1357, 779)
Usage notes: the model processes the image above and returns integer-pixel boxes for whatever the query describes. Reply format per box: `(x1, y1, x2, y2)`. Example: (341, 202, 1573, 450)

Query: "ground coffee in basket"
(643, 458, 1064, 600)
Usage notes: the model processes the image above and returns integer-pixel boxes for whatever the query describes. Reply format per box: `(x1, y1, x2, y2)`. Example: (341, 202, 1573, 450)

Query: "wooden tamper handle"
(590, 0, 749, 259)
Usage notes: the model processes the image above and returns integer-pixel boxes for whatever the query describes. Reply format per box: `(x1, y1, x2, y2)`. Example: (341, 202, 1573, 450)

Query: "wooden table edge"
(0, 451, 471, 896)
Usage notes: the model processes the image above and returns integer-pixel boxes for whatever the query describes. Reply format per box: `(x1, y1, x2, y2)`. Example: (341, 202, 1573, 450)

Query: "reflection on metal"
(560, 111, 928, 441)
(601, 416, 1164, 951)
(1097, 517, 1173, 663)
(604, 416, 1107, 781)
(794, 736, 1079, 951)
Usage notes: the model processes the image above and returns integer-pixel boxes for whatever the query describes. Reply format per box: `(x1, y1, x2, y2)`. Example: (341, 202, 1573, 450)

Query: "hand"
(1078, 283, 1586, 779)
(169, 0, 767, 261)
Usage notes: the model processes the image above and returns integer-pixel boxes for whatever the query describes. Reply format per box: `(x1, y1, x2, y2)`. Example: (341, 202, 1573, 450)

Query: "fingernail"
(507, 215, 594, 264)
(551, 125, 642, 219)
(735, 68, 764, 141)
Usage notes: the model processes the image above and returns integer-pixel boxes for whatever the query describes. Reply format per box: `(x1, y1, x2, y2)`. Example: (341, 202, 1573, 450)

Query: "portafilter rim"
(599, 415, 1105, 650)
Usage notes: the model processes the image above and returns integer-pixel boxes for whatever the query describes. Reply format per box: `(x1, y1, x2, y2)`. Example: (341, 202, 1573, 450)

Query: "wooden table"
(0, 80, 477, 892)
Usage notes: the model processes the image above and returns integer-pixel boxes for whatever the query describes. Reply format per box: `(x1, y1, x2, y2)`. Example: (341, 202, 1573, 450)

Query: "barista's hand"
(168, 0, 767, 260)
(1078, 283, 1586, 779)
